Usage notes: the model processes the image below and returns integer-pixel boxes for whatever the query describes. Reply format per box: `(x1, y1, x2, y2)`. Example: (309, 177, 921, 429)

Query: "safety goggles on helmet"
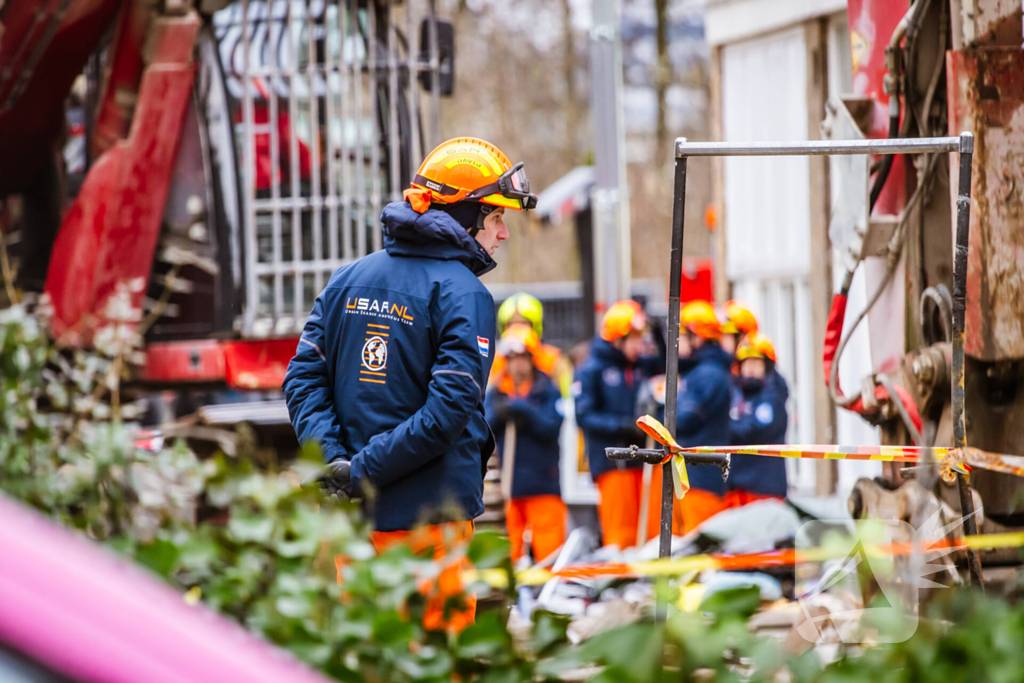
(464, 162, 538, 211)
(498, 323, 540, 357)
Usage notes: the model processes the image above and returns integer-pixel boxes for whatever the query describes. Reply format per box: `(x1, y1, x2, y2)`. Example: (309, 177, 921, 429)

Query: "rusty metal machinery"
(820, 0, 1024, 584)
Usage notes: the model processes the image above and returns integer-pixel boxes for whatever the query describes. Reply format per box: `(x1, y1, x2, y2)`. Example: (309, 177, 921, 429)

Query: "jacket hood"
(381, 201, 496, 277)
(590, 336, 628, 366)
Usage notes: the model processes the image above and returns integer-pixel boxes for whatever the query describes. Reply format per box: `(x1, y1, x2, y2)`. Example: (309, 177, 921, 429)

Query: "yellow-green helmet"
(497, 292, 544, 338)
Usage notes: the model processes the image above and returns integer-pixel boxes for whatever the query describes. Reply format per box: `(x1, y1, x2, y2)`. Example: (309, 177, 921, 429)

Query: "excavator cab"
(0, 0, 453, 394)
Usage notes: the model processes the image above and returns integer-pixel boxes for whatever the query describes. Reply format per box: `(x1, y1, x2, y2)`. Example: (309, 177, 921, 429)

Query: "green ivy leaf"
(228, 515, 275, 544)
(373, 610, 414, 646)
(578, 624, 663, 683)
(135, 539, 180, 577)
(456, 612, 512, 661)
(698, 585, 762, 622)
(466, 531, 511, 569)
(531, 610, 570, 657)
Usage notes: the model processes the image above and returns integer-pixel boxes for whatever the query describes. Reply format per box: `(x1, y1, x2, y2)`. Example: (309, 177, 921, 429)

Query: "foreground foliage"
(3, 303, 1024, 682)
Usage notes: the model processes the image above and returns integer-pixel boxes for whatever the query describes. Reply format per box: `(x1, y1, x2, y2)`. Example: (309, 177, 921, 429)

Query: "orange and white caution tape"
(636, 415, 1024, 486)
(471, 530, 1024, 588)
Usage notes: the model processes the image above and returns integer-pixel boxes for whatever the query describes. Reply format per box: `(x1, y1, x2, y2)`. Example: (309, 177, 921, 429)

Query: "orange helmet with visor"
(404, 137, 538, 213)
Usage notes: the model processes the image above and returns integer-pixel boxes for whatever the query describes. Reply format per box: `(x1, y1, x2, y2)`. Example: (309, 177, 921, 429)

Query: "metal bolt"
(186, 195, 205, 220)
(914, 354, 935, 384)
(188, 222, 208, 243)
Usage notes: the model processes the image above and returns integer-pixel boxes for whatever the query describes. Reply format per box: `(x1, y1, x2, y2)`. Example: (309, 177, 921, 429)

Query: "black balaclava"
(437, 201, 495, 237)
(739, 376, 766, 396)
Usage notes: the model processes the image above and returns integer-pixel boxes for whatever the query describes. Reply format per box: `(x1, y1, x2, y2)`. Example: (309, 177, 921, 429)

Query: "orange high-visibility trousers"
(505, 494, 567, 563)
(595, 468, 675, 549)
(678, 488, 730, 534)
(724, 489, 783, 508)
(362, 521, 476, 633)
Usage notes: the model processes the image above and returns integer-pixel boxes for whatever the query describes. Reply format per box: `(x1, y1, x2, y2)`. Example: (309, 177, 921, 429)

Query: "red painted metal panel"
(92, 0, 151, 157)
(223, 338, 300, 390)
(139, 339, 226, 383)
(680, 258, 714, 304)
(846, 0, 907, 104)
(44, 13, 200, 344)
(846, 0, 910, 217)
(947, 48, 1024, 362)
(847, 0, 911, 375)
(137, 338, 299, 389)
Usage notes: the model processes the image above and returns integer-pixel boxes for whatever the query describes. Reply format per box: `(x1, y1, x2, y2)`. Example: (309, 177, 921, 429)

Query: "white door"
(722, 26, 817, 495)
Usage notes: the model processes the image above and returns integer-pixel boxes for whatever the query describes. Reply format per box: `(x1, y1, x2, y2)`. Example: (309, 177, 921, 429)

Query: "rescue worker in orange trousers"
(574, 301, 665, 549)
(485, 325, 567, 563)
(674, 300, 734, 534)
(283, 137, 537, 631)
(489, 293, 573, 396)
(726, 333, 789, 507)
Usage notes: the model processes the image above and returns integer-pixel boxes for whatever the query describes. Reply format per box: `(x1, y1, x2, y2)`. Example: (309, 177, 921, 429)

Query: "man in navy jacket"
(485, 325, 565, 563)
(727, 333, 789, 505)
(574, 300, 665, 549)
(283, 137, 537, 539)
(674, 300, 734, 533)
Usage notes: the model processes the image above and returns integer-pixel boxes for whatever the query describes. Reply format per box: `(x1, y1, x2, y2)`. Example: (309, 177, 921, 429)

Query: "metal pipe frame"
(950, 133, 983, 587)
(675, 136, 966, 158)
(605, 446, 730, 473)
(666, 132, 981, 587)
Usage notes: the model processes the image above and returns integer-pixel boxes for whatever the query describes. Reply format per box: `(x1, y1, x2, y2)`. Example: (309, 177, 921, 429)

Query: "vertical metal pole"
(654, 147, 686, 624)
(662, 146, 687, 561)
(952, 131, 983, 588)
(589, 0, 632, 315)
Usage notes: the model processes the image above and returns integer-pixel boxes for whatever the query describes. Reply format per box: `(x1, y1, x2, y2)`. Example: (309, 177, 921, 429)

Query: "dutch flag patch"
(477, 336, 490, 357)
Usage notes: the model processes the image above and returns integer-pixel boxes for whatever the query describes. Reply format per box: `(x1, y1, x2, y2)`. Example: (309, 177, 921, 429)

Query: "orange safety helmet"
(403, 137, 538, 213)
(725, 300, 758, 335)
(736, 332, 777, 364)
(497, 322, 541, 357)
(718, 306, 739, 335)
(681, 300, 722, 340)
(600, 300, 646, 342)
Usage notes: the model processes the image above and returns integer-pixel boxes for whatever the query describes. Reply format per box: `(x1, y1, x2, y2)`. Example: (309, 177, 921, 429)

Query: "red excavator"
(0, 0, 453, 430)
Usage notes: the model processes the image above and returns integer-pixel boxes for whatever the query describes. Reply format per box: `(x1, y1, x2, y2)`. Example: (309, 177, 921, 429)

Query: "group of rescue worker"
(573, 298, 789, 548)
(283, 137, 791, 631)
(485, 293, 789, 561)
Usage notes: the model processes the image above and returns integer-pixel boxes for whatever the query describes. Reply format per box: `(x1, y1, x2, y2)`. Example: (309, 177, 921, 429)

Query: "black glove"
(490, 392, 510, 425)
(319, 458, 360, 500)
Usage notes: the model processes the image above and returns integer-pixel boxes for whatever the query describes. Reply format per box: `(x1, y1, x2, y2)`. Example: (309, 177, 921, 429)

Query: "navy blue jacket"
(283, 202, 497, 532)
(675, 343, 733, 496)
(485, 370, 563, 499)
(574, 337, 650, 480)
(728, 370, 789, 497)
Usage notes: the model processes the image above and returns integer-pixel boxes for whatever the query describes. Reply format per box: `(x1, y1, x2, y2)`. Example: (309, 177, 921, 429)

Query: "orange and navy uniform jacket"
(489, 342, 574, 395)
(674, 343, 733, 496)
(283, 201, 497, 532)
(484, 370, 563, 498)
(728, 369, 789, 498)
(573, 337, 654, 480)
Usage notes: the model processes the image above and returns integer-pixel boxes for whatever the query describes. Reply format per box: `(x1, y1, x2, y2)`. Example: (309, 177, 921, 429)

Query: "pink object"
(0, 494, 333, 683)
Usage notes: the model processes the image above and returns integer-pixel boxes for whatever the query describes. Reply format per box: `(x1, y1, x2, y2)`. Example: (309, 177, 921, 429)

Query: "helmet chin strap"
(469, 204, 495, 238)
